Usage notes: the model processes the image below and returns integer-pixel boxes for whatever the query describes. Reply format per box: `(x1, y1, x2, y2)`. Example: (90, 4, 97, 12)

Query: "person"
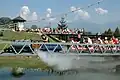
(112, 36, 119, 44)
(77, 31, 81, 42)
(104, 37, 109, 44)
(98, 37, 103, 44)
(109, 38, 114, 44)
(87, 37, 92, 44)
(53, 28, 55, 33)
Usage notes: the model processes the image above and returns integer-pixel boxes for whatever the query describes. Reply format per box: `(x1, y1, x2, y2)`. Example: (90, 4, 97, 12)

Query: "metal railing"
(0, 41, 120, 56)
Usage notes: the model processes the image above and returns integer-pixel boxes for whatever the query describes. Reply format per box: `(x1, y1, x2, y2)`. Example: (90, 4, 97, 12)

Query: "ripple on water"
(40, 72, 120, 80)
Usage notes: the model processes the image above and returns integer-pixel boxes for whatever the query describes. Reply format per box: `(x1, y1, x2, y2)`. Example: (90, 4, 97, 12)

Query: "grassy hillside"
(0, 30, 41, 41)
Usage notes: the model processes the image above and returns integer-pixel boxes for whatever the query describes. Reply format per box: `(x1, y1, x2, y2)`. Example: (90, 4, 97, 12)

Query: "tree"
(104, 30, 107, 34)
(57, 17, 68, 30)
(107, 28, 113, 35)
(114, 27, 120, 37)
(31, 25, 37, 30)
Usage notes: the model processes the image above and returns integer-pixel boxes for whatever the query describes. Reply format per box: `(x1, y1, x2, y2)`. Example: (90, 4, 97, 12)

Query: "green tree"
(104, 30, 107, 34)
(31, 25, 37, 30)
(102, 30, 107, 35)
(107, 28, 113, 35)
(114, 27, 120, 37)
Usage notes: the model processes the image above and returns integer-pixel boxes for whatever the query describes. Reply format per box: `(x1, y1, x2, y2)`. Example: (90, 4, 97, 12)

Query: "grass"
(48, 37, 56, 42)
(0, 56, 50, 69)
(0, 30, 57, 42)
(0, 43, 10, 50)
(0, 30, 58, 70)
(0, 30, 43, 50)
(0, 30, 41, 41)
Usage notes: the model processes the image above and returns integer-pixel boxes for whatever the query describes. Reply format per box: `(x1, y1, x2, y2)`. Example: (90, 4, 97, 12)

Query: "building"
(12, 16, 26, 31)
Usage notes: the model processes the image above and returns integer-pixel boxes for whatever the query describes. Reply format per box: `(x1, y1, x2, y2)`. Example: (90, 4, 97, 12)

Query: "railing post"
(52, 44, 58, 52)
(28, 43, 36, 54)
(10, 45, 18, 54)
(59, 44, 65, 54)
(18, 44, 26, 54)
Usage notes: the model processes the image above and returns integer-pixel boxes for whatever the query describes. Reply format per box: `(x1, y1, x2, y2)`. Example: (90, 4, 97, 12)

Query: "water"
(0, 51, 120, 80)
(43, 72, 120, 80)
(0, 67, 53, 80)
(0, 67, 120, 80)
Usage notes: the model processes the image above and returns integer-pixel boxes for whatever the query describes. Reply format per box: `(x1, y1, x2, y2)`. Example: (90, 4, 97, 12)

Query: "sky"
(0, 0, 120, 25)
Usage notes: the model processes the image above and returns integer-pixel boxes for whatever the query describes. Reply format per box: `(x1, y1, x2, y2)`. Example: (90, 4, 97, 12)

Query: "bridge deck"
(0, 41, 120, 56)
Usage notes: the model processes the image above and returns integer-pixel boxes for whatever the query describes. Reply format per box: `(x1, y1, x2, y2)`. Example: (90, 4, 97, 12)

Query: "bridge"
(0, 41, 120, 56)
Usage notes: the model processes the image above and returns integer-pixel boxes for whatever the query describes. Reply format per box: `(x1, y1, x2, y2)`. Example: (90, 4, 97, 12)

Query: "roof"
(12, 16, 26, 22)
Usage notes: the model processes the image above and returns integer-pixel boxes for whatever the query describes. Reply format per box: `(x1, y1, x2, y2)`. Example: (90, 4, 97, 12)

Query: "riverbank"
(0, 55, 51, 70)
(0, 30, 60, 70)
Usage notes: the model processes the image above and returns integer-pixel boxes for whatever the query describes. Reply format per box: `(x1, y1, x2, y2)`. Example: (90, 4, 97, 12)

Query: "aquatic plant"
(11, 67, 25, 78)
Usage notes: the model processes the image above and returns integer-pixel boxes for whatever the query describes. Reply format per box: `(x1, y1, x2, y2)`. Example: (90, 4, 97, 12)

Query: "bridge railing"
(36, 43, 120, 54)
(0, 42, 120, 55)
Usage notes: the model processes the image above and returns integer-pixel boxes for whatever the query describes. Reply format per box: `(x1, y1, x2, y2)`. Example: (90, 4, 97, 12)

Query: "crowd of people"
(70, 35, 120, 52)
(71, 35, 120, 45)
(41, 27, 83, 34)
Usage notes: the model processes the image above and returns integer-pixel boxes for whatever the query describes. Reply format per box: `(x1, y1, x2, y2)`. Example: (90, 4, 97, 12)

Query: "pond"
(0, 67, 120, 80)
(0, 67, 53, 80)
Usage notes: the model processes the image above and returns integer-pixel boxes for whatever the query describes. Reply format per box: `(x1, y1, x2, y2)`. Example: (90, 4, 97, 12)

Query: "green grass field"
(0, 43, 10, 51)
(0, 30, 41, 41)
(0, 56, 50, 69)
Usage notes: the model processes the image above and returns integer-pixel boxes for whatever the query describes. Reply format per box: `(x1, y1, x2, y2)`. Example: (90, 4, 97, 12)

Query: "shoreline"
(0, 55, 51, 70)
